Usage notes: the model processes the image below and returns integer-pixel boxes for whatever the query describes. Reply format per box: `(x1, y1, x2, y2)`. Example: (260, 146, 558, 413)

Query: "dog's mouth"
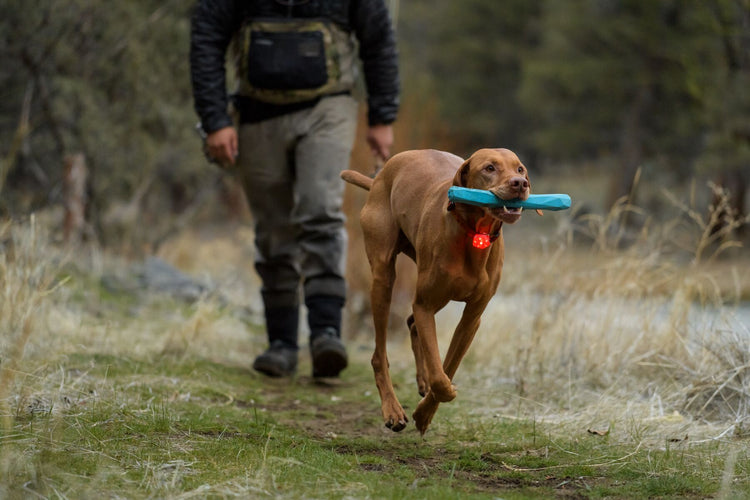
(490, 205, 523, 223)
(490, 187, 529, 201)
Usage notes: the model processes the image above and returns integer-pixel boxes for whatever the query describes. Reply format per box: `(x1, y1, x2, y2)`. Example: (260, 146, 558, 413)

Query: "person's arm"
(350, 0, 400, 160)
(190, 0, 241, 164)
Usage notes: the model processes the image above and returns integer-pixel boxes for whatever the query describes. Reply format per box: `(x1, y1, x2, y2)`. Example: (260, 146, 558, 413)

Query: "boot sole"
(253, 357, 296, 378)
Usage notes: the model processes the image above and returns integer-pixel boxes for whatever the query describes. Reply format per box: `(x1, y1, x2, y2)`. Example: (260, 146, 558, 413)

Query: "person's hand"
(206, 126, 238, 166)
(366, 124, 393, 162)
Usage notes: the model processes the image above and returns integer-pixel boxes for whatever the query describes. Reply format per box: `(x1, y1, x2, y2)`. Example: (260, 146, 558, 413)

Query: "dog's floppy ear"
(452, 159, 471, 187)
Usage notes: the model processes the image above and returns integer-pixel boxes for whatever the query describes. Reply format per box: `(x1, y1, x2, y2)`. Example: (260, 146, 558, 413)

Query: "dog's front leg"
(412, 304, 456, 403)
(440, 302, 483, 378)
(413, 300, 485, 435)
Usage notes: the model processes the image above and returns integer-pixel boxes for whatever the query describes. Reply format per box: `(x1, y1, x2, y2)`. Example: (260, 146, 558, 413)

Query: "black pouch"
(247, 29, 328, 90)
(236, 18, 354, 104)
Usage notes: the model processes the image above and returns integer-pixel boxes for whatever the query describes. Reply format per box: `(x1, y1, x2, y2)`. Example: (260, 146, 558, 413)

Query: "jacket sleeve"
(350, 0, 400, 126)
(190, 0, 242, 133)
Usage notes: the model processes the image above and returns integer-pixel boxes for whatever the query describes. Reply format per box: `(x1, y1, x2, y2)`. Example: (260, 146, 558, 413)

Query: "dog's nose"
(510, 177, 529, 192)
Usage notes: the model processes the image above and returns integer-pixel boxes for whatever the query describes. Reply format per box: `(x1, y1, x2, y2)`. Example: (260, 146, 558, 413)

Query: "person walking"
(190, 0, 399, 378)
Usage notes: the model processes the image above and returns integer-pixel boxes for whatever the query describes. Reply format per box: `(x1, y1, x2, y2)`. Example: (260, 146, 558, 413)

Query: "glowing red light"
(472, 233, 491, 249)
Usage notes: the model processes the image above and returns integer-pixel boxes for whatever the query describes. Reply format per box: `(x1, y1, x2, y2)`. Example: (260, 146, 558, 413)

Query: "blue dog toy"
(448, 187, 571, 211)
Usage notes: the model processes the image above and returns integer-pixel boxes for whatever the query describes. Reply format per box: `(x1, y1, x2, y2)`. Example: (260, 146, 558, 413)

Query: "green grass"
(2, 348, 747, 499)
(2, 209, 749, 498)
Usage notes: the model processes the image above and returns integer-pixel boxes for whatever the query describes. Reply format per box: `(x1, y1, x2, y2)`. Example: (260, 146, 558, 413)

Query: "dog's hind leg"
(407, 315, 428, 397)
(369, 254, 409, 431)
(363, 214, 409, 431)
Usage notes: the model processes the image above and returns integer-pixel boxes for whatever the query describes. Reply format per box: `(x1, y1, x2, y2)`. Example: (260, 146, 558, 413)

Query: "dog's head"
(453, 148, 533, 224)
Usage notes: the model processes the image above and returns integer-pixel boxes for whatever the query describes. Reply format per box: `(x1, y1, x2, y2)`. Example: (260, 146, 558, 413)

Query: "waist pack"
(235, 18, 356, 105)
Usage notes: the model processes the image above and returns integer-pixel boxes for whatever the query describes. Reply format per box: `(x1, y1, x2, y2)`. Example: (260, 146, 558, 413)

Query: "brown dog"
(341, 148, 533, 435)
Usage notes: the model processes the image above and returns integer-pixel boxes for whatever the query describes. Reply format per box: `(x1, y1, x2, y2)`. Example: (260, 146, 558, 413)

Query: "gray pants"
(236, 95, 358, 309)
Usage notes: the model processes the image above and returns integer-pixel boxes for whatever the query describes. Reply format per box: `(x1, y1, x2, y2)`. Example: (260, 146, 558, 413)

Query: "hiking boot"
(253, 341, 298, 377)
(310, 327, 348, 378)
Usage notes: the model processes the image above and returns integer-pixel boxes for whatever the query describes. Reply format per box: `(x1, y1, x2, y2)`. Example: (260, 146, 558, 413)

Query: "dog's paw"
(382, 401, 409, 432)
(385, 416, 408, 432)
(413, 396, 438, 435)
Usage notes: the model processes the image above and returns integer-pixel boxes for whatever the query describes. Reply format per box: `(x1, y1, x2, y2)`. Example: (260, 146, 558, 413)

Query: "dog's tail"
(340, 170, 373, 191)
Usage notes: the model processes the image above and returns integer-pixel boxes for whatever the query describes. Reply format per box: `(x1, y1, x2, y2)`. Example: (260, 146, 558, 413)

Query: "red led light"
(472, 233, 491, 249)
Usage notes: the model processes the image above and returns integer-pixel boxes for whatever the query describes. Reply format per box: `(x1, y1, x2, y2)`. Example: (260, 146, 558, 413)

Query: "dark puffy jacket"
(190, 0, 400, 132)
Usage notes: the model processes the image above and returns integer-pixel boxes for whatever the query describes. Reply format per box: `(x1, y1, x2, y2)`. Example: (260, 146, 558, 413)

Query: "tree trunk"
(63, 153, 88, 245)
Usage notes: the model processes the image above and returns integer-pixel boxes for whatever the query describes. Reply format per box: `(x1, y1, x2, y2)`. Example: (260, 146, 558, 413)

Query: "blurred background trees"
(0, 0, 212, 250)
(1, 0, 748, 251)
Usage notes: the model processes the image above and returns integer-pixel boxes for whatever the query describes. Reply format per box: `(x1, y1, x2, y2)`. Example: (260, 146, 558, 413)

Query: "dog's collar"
(447, 201, 501, 249)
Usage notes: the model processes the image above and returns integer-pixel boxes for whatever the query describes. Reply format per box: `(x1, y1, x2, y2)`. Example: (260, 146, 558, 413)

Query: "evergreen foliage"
(0, 0, 211, 245)
(1, 0, 747, 239)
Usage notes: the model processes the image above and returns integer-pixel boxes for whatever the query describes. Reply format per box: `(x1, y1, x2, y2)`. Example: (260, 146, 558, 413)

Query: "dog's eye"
(517, 166, 525, 173)
(485, 164, 495, 172)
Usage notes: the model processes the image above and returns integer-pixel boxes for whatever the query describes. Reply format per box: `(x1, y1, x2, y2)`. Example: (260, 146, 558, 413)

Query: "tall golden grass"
(451, 182, 750, 443)
(1, 179, 747, 452)
(0, 216, 66, 428)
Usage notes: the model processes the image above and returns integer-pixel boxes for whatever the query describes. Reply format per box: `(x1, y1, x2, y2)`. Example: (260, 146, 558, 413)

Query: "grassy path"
(2, 221, 749, 498)
(3, 344, 747, 498)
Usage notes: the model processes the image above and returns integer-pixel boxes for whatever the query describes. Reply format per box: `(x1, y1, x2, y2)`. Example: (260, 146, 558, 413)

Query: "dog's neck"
(447, 201, 502, 246)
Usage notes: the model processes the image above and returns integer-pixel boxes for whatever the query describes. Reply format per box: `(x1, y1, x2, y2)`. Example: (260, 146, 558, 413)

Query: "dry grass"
(0, 216, 67, 424)
(0, 179, 748, 496)
(449, 183, 750, 447)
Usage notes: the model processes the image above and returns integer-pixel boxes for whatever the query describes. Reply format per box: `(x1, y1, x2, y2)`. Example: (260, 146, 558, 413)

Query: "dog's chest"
(429, 253, 501, 301)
